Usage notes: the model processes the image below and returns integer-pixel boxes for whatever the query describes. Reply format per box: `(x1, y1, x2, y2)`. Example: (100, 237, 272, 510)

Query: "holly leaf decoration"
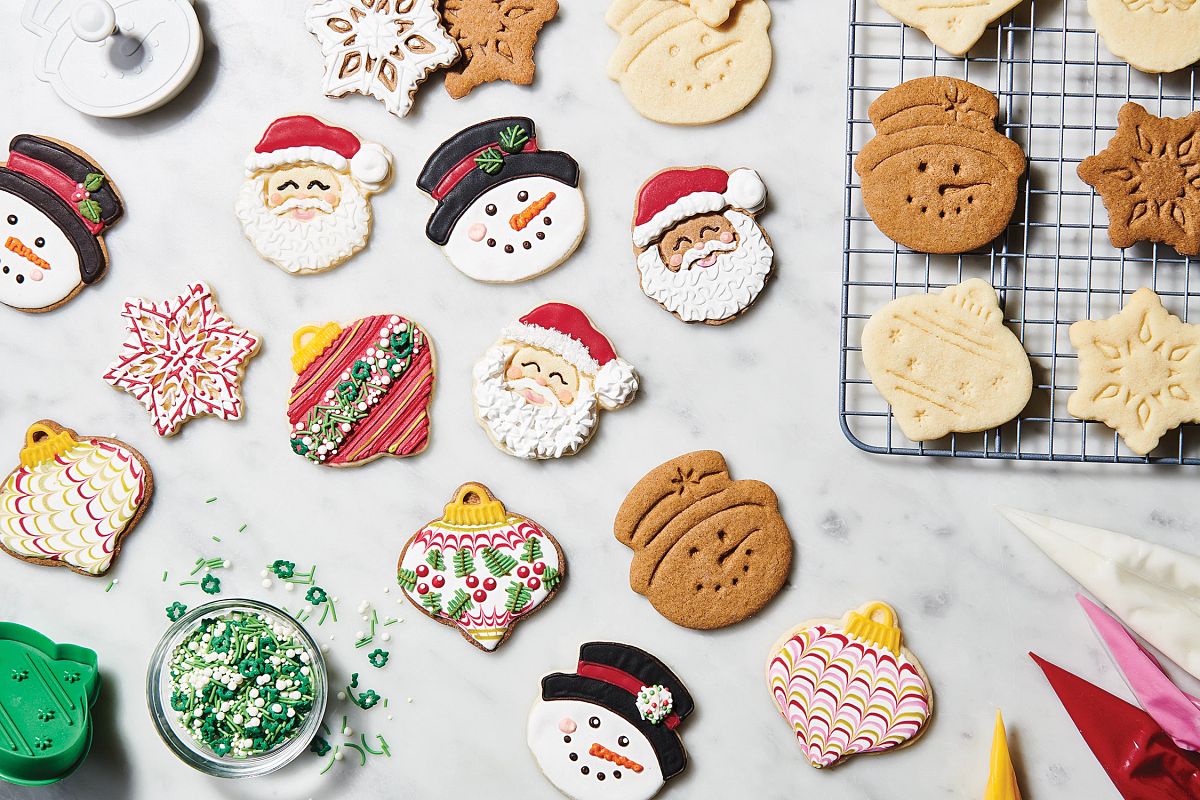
(505, 580, 532, 613)
(542, 566, 562, 592)
(498, 125, 529, 154)
(452, 548, 476, 578)
(482, 546, 517, 578)
(521, 537, 542, 563)
(397, 568, 418, 591)
(475, 147, 505, 175)
(447, 588, 473, 620)
(77, 199, 102, 224)
(421, 591, 442, 614)
(83, 172, 105, 192)
(426, 548, 445, 571)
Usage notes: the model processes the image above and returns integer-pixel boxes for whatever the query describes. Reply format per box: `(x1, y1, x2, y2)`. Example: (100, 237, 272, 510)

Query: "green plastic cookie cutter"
(0, 622, 99, 786)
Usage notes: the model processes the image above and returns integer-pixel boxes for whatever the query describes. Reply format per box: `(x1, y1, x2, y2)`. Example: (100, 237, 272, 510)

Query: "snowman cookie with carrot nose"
(417, 117, 586, 283)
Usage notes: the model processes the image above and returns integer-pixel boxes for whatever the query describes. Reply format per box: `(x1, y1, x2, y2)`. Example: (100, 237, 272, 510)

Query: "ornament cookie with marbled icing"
(0, 420, 152, 577)
(397, 483, 564, 651)
(418, 117, 586, 283)
(766, 602, 933, 769)
(0, 135, 122, 312)
(472, 303, 638, 460)
(529, 642, 693, 800)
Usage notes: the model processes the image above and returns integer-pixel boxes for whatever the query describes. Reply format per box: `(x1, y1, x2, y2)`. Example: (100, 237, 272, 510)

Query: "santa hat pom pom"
(350, 143, 392, 190)
(595, 358, 639, 411)
(724, 169, 767, 214)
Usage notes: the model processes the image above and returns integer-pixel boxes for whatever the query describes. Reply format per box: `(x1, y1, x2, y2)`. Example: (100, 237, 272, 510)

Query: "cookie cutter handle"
(71, 0, 117, 43)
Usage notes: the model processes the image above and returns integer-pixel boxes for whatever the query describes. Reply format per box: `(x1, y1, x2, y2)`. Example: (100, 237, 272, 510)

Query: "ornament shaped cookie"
(236, 115, 393, 275)
(767, 602, 934, 769)
(875, 0, 1023, 56)
(1078, 103, 1200, 256)
(103, 282, 262, 437)
(441, 0, 558, 98)
(606, 0, 772, 126)
(417, 117, 585, 283)
(0, 420, 152, 577)
(288, 314, 434, 466)
(855, 77, 1026, 253)
(862, 279, 1033, 442)
(21, 0, 203, 118)
(397, 483, 564, 651)
(529, 642, 693, 800)
(632, 167, 773, 324)
(614, 450, 791, 630)
(305, 0, 459, 118)
(472, 303, 638, 459)
(1067, 288, 1200, 455)
(0, 135, 122, 313)
(984, 712, 1022, 800)
(1089, 0, 1200, 74)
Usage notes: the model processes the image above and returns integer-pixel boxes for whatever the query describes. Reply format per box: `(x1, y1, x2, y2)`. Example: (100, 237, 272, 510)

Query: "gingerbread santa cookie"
(632, 167, 772, 324)
(441, 0, 558, 98)
(0, 135, 122, 313)
(236, 116, 393, 275)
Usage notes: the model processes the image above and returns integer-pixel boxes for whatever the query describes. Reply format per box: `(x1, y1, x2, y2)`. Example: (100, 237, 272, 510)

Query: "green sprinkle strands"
(238, 524, 247, 533)
(167, 609, 316, 759)
(212, 536, 222, 543)
(104, 579, 117, 593)
(179, 580, 199, 587)
(162, 571, 169, 582)
(345, 741, 367, 766)
(319, 746, 339, 774)
(205, 497, 218, 504)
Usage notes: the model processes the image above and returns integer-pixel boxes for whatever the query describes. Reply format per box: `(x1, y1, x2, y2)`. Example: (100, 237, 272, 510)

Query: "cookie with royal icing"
(472, 303, 638, 460)
(236, 115, 393, 275)
(0, 420, 152, 577)
(397, 483, 564, 651)
(0, 135, 122, 313)
(766, 602, 934, 769)
(417, 117, 586, 283)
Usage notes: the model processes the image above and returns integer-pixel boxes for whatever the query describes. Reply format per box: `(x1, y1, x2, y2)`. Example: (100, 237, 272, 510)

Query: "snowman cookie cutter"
(22, 0, 204, 118)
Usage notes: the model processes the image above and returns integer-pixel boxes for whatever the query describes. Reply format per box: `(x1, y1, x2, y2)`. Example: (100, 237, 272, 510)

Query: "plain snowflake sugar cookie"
(605, 0, 771, 125)
(861, 279, 1032, 442)
(1089, 0, 1200, 74)
(874, 0, 1023, 56)
(529, 642, 693, 800)
(1068, 288, 1200, 455)
(614, 450, 791, 630)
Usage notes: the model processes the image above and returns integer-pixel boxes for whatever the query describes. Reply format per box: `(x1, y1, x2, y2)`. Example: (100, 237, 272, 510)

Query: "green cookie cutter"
(0, 622, 99, 786)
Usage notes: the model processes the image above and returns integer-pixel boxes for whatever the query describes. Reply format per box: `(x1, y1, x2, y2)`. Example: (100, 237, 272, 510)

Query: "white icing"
(632, 191, 726, 249)
(528, 698, 666, 800)
(245, 146, 348, 176)
(501, 320, 602, 376)
(594, 358, 638, 411)
(0, 192, 85, 310)
(348, 143, 392, 190)
(442, 176, 586, 283)
(635, 685, 673, 725)
(725, 168, 768, 214)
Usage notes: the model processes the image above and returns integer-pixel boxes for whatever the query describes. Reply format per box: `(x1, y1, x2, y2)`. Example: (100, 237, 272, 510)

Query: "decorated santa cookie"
(0, 420, 152, 577)
(417, 117, 585, 283)
(236, 115, 393, 275)
(529, 642, 693, 800)
(288, 314, 434, 466)
(397, 483, 564, 651)
(632, 167, 773, 324)
(0, 135, 122, 313)
(473, 303, 638, 459)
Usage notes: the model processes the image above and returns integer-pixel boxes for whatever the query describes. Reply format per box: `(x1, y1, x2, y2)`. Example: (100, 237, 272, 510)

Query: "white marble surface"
(1, 1, 1195, 798)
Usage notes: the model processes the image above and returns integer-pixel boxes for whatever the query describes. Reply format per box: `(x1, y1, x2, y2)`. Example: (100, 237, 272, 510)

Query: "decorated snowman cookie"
(417, 117, 586, 283)
(0, 135, 122, 313)
(529, 642, 692, 800)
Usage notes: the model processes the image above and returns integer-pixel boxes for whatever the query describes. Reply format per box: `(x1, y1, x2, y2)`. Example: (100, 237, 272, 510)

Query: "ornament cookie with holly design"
(397, 483, 564, 651)
(440, 0, 559, 99)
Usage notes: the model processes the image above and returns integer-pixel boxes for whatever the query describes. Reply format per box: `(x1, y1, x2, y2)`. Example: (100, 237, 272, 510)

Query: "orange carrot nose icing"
(589, 742, 644, 773)
(510, 192, 556, 231)
(5, 237, 51, 271)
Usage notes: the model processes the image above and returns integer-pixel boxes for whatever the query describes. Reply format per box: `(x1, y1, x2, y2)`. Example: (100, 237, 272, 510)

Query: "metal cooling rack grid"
(840, 0, 1200, 464)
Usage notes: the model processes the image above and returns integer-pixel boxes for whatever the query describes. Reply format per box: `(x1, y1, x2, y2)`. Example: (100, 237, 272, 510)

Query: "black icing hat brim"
(9, 135, 123, 227)
(0, 170, 106, 285)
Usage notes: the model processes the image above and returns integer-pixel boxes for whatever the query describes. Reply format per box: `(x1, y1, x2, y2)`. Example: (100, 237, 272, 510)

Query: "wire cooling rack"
(840, 0, 1200, 464)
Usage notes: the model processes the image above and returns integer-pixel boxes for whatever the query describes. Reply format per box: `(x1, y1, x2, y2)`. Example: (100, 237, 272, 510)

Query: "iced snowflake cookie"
(1089, 0, 1200, 73)
(0, 420, 152, 577)
(472, 303, 638, 460)
(862, 279, 1033, 441)
(1067, 288, 1200, 455)
(397, 483, 564, 651)
(305, 0, 459, 118)
(767, 602, 934, 769)
(874, 0, 1023, 56)
(0, 135, 122, 313)
(417, 117, 585, 283)
(441, 0, 558, 98)
(606, 0, 772, 126)
(237, 115, 392, 275)
(288, 314, 434, 466)
(529, 642, 693, 800)
(633, 166, 772, 324)
(103, 282, 262, 437)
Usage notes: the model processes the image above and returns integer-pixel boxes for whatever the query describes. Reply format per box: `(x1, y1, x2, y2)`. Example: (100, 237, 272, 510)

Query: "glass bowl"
(146, 598, 327, 778)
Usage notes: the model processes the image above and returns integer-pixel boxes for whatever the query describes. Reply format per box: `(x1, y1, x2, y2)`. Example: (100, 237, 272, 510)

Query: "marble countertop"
(1, 1, 1193, 798)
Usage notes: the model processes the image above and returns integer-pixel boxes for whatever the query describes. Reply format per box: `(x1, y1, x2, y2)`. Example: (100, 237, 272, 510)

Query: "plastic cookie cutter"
(22, 0, 204, 118)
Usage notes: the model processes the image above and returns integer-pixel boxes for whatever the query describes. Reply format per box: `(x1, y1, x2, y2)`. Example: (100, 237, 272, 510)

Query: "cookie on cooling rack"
(1088, 0, 1200, 74)
(875, 0, 1023, 56)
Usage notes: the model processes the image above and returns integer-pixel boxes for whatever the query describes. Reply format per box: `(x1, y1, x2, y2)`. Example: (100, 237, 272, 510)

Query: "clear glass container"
(146, 598, 327, 778)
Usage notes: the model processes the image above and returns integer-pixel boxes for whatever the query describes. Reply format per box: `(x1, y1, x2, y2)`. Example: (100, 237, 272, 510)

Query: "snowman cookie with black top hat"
(529, 642, 693, 800)
(417, 116, 585, 283)
(0, 135, 122, 312)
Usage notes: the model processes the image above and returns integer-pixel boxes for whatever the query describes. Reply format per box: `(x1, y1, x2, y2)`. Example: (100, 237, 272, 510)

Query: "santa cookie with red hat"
(473, 303, 638, 460)
(235, 115, 392, 275)
(632, 166, 773, 325)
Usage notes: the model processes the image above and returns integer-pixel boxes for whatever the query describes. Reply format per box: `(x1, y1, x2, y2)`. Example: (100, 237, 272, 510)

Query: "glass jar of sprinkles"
(146, 599, 327, 777)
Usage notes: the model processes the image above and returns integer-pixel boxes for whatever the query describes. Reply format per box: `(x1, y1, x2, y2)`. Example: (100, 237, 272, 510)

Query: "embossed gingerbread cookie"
(440, 0, 558, 98)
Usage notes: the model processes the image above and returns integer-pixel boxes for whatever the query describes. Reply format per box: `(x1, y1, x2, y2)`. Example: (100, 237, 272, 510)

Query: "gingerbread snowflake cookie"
(875, 0, 1023, 55)
(1089, 0, 1200, 74)
(441, 0, 558, 98)
(305, 0, 459, 118)
(633, 167, 772, 324)
(1078, 103, 1200, 256)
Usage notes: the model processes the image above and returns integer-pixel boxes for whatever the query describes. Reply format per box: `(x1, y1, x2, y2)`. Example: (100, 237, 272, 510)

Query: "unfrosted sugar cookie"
(1089, 0, 1200, 74)
(875, 0, 1023, 56)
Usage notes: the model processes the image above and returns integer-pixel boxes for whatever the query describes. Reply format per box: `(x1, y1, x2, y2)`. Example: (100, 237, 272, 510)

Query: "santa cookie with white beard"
(633, 167, 773, 325)
(236, 115, 392, 275)
(473, 303, 638, 460)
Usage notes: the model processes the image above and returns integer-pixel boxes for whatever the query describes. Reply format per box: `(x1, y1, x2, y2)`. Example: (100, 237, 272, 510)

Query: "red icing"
(518, 303, 618, 366)
(6, 152, 105, 235)
(483, 577, 497, 591)
(255, 115, 362, 160)
(577, 661, 682, 730)
(634, 167, 729, 226)
(430, 138, 538, 201)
